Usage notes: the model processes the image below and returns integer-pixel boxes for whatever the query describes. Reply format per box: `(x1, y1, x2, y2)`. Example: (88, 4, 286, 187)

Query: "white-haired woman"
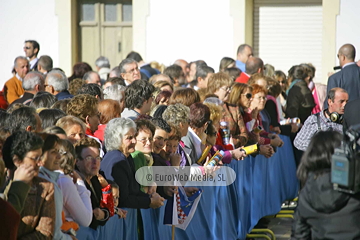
(103, 84, 126, 114)
(100, 118, 165, 209)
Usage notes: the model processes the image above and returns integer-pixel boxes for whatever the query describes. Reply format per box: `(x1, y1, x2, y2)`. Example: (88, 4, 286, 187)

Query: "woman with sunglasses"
(2, 131, 56, 239)
(38, 133, 77, 239)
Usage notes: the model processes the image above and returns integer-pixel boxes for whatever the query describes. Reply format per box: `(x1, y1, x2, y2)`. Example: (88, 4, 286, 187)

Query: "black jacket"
(285, 80, 315, 124)
(292, 170, 360, 240)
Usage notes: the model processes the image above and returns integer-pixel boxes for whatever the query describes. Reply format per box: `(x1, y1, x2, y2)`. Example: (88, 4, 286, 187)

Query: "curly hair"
(251, 84, 268, 96)
(66, 94, 98, 122)
(169, 88, 200, 107)
(68, 78, 86, 96)
(2, 130, 43, 170)
(104, 118, 136, 151)
(162, 103, 190, 126)
(125, 80, 155, 109)
(74, 137, 100, 160)
(58, 139, 76, 175)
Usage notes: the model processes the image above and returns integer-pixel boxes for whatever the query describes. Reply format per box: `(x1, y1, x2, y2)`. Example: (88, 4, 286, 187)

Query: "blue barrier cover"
(79, 135, 298, 240)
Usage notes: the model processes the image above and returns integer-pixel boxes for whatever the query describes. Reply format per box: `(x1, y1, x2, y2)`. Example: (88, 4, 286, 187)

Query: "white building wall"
(0, 0, 58, 89)
(145, 0, 234, 70)
(336, 0, 360, 64)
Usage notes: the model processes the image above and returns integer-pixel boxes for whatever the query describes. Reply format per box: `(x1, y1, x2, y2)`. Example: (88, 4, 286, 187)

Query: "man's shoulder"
(5, 75, 19, 84)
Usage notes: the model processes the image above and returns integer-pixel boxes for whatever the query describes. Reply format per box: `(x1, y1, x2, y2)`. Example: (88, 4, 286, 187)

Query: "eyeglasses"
(255, 96, 267, 101)
(242, 93, 252, 99)
(24, 46, 31, 50)
(126, 67, 139, 74)
(279, 81, 286, 84)
(136, 138, 153, 144)
(82, 156, 102, 162)
(220, 86, 231, 92)
(25, 156, 43, 162)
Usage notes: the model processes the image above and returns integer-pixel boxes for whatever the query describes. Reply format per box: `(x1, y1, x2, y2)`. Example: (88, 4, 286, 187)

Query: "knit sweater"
(3, 75, 24, 104)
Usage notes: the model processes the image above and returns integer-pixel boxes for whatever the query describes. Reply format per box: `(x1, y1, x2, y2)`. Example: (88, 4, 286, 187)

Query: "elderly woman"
(56, 115, 86, 144)
(94, 99, 121, 142)
(66, 94, 100, 137)
(244, 84, 283, 149)
(2, 131, 56, 239)
(38, 133, 76, 240)
(100, 117, 165, 209)
(56, 139, 92, 228)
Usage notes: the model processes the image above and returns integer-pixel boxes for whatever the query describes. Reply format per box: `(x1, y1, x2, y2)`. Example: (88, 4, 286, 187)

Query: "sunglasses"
(279, 81, 286, 84)
(24, 46, 31, 50)
(242, 93, 252, 99)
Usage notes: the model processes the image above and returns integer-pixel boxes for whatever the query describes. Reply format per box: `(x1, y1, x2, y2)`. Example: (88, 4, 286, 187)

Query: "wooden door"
(79, 0, 133, 70)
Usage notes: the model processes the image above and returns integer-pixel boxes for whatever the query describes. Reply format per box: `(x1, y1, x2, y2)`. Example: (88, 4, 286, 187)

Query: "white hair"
(104, 117, 136, 151)
(103, 84, 126, 102)
(22, 72, 44, 90)
(95, 56, 110, 68)
(46, 70, 69, 91)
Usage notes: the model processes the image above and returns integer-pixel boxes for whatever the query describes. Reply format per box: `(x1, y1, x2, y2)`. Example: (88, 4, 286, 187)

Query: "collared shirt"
(29, 58, 38, 69)
(235, 60, 246, 72)
(15, 73, 23, 81)
(342, 62, 356, 69)
(188, 127, 202, 160)
(294, 110, 343, 151)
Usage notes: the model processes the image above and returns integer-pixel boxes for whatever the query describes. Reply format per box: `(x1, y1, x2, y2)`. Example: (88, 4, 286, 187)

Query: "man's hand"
(149, 193, 165, 209)
(184, 187, 199, 197)
(13, 164, 36, 184)
(231, 148, 247, 160)
(163, 185, 178, 197)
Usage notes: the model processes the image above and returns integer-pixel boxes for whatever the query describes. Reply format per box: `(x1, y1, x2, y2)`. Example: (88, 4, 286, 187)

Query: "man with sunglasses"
(24, 40, 40, 71)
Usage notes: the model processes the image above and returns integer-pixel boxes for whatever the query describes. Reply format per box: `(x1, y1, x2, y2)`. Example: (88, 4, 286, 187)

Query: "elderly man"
(119, 58, 141, 85)
(235, 57, 264, 83)
(294, 87, 348, 151)
(325, 44, 360, 108)
(83, 71, 101, 86)
(236, 44, 253, 72)
(11, 72, 44, 105)
(45, 70, 73, 100)
(3, 56, 29, 104)
(24, 40, 40, 71)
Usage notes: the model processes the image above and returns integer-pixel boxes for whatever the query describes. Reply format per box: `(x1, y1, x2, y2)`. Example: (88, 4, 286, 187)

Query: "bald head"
(245, 57, 264, 75)
(174, 59, 188, 76)
(339, 44, 356, 60)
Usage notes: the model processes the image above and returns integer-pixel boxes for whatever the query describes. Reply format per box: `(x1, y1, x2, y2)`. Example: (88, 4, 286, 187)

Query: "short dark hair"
(39, 109, 67, 129)
(74, 137, 100, 160)
(2, 130, 43, 170)
(125, 80, 155, 109)
(126, 51, 143, 62)
(134, 119, 156, 137)
(38, 133, 60, 153)
(327, 88, 347, 102)
(9, 107, 37, 133)
(105, 77, 125, 87)
(29, 91, 57, 109)
(77, 84, 102, 98)
(151, 118, 171, 133)
(38, 55, 53, 71)
(189, 103, 210, 128)
(25, 40, 40, 53)
(195, 65, 214, 82)
(163, 64, 183, 84)
(0, 111, 10, 129)
(51, 99, 71, 113)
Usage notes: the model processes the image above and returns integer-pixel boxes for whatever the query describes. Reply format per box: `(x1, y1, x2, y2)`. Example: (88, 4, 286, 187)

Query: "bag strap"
(315, 112, 321, 131)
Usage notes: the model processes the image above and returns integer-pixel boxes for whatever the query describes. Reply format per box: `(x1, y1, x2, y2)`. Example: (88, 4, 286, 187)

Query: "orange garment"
(3, 75, 24, 104)
(61, 211, 79, 232)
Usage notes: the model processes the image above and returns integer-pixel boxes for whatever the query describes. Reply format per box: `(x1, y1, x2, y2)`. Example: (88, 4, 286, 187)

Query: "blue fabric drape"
(77, 135, 298, 240)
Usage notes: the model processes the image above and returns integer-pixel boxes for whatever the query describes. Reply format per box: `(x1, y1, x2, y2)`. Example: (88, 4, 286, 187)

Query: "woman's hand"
(13, 164, 36, 184)
(93, 208, 105, 220)
(231, 148, 247, 160)
(290, 123, 300, 133)
(97, 174, 108, 188)
(149, 193, 165, 209)
(170, 153, 181, 167)
(116, 208, 128, 219)
(259, 145, 274, 158)
(270, 135, 284, 147)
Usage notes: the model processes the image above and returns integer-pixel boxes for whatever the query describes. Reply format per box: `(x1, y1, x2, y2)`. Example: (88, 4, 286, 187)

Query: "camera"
(331, 124, 360, 194)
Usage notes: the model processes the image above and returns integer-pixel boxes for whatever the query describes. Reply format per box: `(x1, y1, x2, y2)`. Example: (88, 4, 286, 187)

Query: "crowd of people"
(1, 40, 360, 239)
